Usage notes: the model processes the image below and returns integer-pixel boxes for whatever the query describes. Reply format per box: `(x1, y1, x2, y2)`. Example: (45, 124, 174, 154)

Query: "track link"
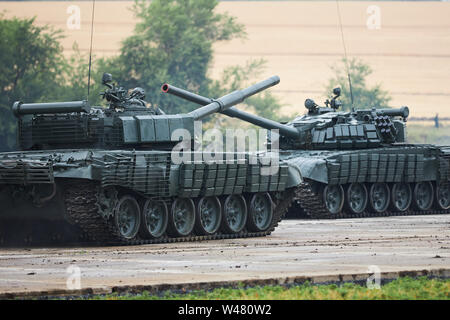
(293, 181, 450, 219)
(64, 180, 296, 246)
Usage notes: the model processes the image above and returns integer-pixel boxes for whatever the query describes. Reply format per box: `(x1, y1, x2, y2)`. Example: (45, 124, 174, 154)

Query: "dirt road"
(0, 215, 448, 297)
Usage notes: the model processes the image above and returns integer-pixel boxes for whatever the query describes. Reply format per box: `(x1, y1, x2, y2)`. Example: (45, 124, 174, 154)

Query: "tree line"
(0, 0, 390, 151)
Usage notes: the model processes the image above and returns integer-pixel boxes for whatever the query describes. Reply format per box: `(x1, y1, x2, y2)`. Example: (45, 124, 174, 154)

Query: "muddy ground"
(0, 215, 448, 297)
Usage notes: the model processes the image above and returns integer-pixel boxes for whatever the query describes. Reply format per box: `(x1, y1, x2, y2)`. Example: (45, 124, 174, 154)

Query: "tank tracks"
(291, 181, 450, 219)
(64, 180, 297, 245)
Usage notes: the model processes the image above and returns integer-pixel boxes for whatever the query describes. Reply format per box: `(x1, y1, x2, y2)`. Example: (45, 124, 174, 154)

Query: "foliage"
(99, 0, 284, 124)
(87, 277, 450, 300)
(0, 15, 67, 150)
(46, 43, 102, 105)
(99, 0, 246, 114)
(0, 0, 287, 152)
(325, 58, 391, 111)
(209, 59, 286, 122)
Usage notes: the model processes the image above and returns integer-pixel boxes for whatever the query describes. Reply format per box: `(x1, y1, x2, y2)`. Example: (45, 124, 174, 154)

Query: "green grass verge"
(88, 277, 450, 300)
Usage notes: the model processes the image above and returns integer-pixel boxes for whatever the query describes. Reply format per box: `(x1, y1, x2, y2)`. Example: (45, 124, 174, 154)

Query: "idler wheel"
(195, 196, 222, 235)
(345, 183, 368, 214)
(369, 183, 390, 213)
(390, 183, 412, 212)
(435, 183, 450, 210)
(247, 193, 273, 232)
(413, 182, 434, 211)
(168, 198, 196, 237)
(140, 200, 168, 239)
(114, 195, 141, 240)
(322, 184, 344, 215)
(221, 194, 247, 234)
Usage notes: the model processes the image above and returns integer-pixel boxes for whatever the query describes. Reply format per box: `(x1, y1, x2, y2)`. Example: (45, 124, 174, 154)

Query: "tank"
(162, 84, 450, 219)
(0, 73, 300, 245)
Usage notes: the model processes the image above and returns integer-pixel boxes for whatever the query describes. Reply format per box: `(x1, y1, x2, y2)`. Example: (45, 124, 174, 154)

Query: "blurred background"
(0, 0, 449, 149)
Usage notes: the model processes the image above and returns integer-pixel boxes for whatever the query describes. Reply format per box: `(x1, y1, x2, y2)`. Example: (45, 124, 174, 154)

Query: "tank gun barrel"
(222, 108, 299, 138)
(161, 84, 211, 106)
(174, 76, 280, 120)
(161, 81, 299, 138)
(12, 100, 90, 117)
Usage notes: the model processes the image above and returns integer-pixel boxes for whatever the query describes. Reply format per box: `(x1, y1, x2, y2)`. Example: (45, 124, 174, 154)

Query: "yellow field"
(1, 1, 449, 117)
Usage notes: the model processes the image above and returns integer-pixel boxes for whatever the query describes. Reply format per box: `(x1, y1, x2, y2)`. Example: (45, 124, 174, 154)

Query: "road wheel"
(369, 183, 390, 213)
(195, 196, 222, 235)
(247, 193, 273, 232)
(140, 200, 168, 239)
(168, 198, 195, 237)
(221, 194, 247, 234)
(346, 183, 368, 214)
(413, 182, 434, 211)
(390, 183, 412, 212)
(435, 183, 450, 210)
(114, 195, 141, 240)
(322, 184, 344, 215)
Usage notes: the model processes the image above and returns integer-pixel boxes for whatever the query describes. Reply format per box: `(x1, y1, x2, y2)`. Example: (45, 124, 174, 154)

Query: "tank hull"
(283, 144, 450, 218)
(0, 149, 294, 245)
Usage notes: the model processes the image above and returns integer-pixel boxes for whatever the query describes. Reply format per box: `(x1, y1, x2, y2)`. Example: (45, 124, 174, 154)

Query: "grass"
(86, 277, 450, 300)
(407, 124, 450, 145)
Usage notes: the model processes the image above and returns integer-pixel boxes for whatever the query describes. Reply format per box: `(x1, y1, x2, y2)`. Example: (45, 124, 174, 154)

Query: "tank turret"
(13, 73, 279, 150)
(162, 84, 409, 150)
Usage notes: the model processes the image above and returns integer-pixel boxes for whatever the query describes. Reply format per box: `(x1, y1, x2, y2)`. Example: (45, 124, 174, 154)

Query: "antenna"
(335, 0, 354, 108)
(87, 0, 96, 101)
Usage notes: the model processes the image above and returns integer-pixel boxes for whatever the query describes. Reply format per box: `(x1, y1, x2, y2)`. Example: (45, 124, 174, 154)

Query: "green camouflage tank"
(0, 73, 298, 245)
(162, 85, 450, 219)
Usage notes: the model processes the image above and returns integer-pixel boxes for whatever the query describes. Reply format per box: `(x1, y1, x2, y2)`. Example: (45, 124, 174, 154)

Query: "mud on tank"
(0, 73, 301, 245)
